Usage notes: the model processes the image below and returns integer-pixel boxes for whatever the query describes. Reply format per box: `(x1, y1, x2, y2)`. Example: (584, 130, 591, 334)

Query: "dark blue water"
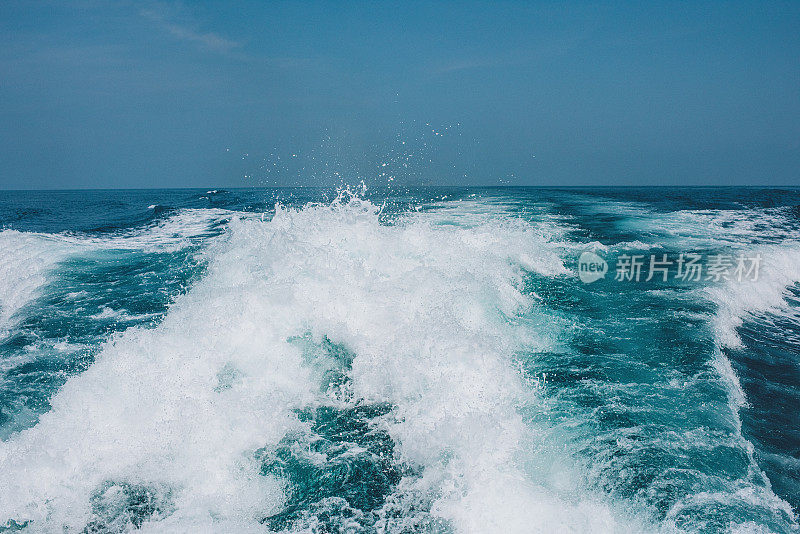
(0, 187, 798, 533)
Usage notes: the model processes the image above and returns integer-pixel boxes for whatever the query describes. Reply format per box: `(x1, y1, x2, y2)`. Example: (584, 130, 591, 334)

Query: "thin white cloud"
(141, 5, 241, 53)
(430, 36, 585, 76)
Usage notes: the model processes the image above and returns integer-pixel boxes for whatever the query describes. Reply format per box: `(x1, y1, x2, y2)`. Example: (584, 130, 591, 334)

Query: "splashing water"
(0, 187, 798, 533)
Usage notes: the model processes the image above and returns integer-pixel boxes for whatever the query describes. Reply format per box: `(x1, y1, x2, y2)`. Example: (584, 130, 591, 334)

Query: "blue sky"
(1, 1, 798, 188)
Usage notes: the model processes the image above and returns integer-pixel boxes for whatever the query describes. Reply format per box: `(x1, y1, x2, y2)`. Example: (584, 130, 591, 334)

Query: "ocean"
(0, 187, 798, 533)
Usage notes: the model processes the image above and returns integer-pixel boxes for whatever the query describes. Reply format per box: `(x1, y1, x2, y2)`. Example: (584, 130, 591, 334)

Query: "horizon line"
(2, 184, 800, 192)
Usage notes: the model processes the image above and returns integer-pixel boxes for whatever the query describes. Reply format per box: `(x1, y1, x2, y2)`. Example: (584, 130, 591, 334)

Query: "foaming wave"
(0, 196, 652, 532)
(73, 207, 238, 252)
(707, 243, 800, 350)
(561, 198, 800, 530)
(585, 198, 800, 350)
(622, 207, 799, 248)
(0, 230, 73, 336)
(0, 208, 233, 330)
(624, 206, 800, 529)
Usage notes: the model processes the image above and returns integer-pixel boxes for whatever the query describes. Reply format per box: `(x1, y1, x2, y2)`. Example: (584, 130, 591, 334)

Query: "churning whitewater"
(0, 188, 798, 533)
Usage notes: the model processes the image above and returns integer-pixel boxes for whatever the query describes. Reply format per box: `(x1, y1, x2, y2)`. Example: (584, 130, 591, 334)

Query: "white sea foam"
(73, 207, 238, 252)
(706, 242, 800, 349)
(566, 199, 800, 529)
(620, 207, 798, 248)
(0, 197, 653, 533)
(89, 306, 158, 322)
(620, 206, 800, 529)
(586, 200, 800, 349)
(0, 230, 73, 336)
(0, 208, 233, 338)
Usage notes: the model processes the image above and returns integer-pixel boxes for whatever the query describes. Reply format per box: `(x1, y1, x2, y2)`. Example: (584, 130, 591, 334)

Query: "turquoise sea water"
(0, 187, 798, 533)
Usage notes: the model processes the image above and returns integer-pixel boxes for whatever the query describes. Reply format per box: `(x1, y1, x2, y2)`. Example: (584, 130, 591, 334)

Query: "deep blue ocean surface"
(0, 187, 798, 533)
